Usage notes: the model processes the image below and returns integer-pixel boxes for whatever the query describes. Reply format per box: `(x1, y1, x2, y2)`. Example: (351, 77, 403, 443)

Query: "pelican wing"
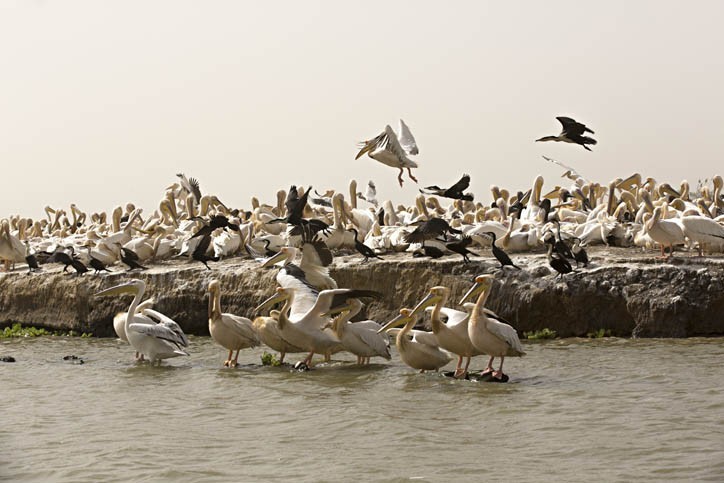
(301, 238, 333, 267)
(350, 325, 390, 357)
(129, 321, 189, 351)
(384, 125, 414, 163)
(220, 314, 260, 345)
(411, 329, 440, 348)
(486, 319, 525, 354)
(438, 307, 469, 327)
(188, 177, 202, 204)
(398, 119, 419, 155)
(542, 156, 588, 185)
(140, 309, 189, 347)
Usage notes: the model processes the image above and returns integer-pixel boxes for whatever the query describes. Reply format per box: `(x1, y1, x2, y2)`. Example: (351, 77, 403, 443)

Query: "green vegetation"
(587, 328, 612, 339)
(524, 328, 558, 340)
(260, 351, 282, 366)
(0, 323, 92, 339)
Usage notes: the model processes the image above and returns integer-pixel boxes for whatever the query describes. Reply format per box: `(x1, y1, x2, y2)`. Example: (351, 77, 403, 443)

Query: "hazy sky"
(2, 1, 723, 219)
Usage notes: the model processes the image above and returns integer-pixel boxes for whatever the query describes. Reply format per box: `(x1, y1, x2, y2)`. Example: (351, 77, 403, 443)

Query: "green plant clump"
(524, 328, 558, 340)
(1, 323, 92, 338)
(260, 351, 282, 366)
(587, 328, 612, 339)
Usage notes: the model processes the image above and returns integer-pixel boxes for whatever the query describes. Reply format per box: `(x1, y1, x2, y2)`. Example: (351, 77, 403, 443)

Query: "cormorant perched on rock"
(419, 174, 474, 201)
(446, 235, 477, 263)
(86, 247, 111, 274)
(192, 233, 219, 270)
(69, 258, 89, 276)
(116, 243, 147, 271)
(48, 247, 74, 272)
(572, 238, 589, 268)
(24, 241, 39, 274)
(412, 245, 445, 259)
(484, 232, 520, 269)
(349, 228, 382, 262)
(547, 243, 573, 278)
(405, 217, 462, 244)
(536, 116, 597, 151)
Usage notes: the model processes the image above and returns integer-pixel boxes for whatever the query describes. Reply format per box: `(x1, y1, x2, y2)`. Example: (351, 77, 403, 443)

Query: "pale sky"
(2, 1, 723, 219)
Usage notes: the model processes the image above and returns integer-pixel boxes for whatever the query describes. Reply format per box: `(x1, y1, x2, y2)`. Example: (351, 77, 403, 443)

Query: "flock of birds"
(3, 116, 724, 379)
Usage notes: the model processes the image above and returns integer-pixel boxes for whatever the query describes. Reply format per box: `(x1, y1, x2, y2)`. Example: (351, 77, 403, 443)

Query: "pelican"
(252, 309, 305, 364)
(646, 206, 685, 258)
(460, 275, 525, 379)
(378, 307, 452, 373)
(677, 215, 724, 255)
(411, 286, 482, 378)
(262, 239, 337, 290)
(536, 116, 597, 151)
(324, 298, 390, 365)
(208, 280, 259, 367)
(95, 279, 189, 364)
(355, 119, 420, 187)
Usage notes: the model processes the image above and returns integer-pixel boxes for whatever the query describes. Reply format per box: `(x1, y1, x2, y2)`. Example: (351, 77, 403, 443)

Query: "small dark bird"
(412, 245, 445, 259)
(484, 232, 520, 269)
(551, 220, 575, 259)
(86, 247, 111, 274)
(446, 235, 477, 263)
(116, 244, 147, 271)
(69, 257, 89, 276)
(48, 247, 75, 272)
(405, 217, 462, 244)
(539, 198, 553, 222)
(190, 215, 239, 239)
(192, 233, 219, 270)
(419, 174, 474, 201)
(536, 116, 597, 151)
(24, 241, 40, 274)
(571, 238, 589, 268)
(547, 243, 573, 278)
(508, 190, 529, 219)
(349, 228, 383, 262)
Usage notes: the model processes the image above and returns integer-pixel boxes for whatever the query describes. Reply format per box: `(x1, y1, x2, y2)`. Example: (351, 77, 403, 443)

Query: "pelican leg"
(279, 351, 286, 364)
(494, 357, 505, 379)
(407, 167, 418, 184)
(397, 168, 405, 187)
(481, 356, 495, 375)
(453, 355, 465, 378)
(231, 350, 240, 368)
(224, 349, 233, 367)
(303, 351, 315, 366)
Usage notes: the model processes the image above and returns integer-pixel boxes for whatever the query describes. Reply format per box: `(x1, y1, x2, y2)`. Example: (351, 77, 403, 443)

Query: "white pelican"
(646, 206, 685, 258)
(413, 286, 482, 378)
(355, 119, 420, 187)
(324, 298, 390, 365)
(460, 275, 525, 380)
(677, 215, 724, 255)
(95, 279, 189, 364)
(262, 239, 337, 290)
(252, 309, 305, 364)
(207, 280, 259, 367)
(378, 307, 452, 373)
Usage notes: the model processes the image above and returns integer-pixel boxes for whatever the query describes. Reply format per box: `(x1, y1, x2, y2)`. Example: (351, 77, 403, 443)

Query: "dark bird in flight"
(419, 174, 474, 201)
(536, 116, 597, 151)
(192, 233, 219, 270)
(405, 218, 462, 244)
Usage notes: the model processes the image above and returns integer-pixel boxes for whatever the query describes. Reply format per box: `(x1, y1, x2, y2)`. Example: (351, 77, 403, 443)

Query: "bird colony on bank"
(2, 117, 724, 378)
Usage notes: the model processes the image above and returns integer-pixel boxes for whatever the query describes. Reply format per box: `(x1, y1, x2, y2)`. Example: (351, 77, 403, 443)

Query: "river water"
(2, 336, 723, 482)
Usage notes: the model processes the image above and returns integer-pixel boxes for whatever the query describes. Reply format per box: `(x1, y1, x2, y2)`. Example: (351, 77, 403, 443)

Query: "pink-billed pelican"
(460, 275, 525, 380)
(355, 119, 420, 187)
(208, 280, 259, 367)
(646, 206, 685, 258)
(378, 307, 452, 373)
(95, 279, 189, 364)
(323, 298, 390, 365)
(412, 286, 483, 378)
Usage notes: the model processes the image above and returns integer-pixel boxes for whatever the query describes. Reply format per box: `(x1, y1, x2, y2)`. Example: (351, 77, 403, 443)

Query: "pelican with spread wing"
(355, 119, 420, 187)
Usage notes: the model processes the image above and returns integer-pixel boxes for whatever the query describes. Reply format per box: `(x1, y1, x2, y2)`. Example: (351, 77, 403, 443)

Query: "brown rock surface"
(1, 247, 723, 338)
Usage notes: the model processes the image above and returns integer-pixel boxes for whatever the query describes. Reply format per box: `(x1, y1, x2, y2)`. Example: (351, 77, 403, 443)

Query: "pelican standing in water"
(355, 119, 420, 187)
(207, 280, 259, 367)
(95, 279, 189, 364)
(323, 298, 390, 365)
(460, 275, 525, 380)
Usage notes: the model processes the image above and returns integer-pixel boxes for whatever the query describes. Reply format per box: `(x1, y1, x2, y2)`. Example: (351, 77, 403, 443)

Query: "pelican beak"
(411, 293, 439, 314)
(261, 249, 289, 268)
(94, 282, 136, 298)
(355, 140, 373, 160)
(254, 292, 288, 314)
(460, 281, 486, 305)
(377, 313, 408, 334)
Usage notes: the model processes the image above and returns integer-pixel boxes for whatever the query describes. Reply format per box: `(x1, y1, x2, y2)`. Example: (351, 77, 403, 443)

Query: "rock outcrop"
(1, 247, 723, 338)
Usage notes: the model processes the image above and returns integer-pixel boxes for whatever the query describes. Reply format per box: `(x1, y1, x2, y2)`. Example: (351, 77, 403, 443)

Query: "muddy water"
(2, 337, 723, 482)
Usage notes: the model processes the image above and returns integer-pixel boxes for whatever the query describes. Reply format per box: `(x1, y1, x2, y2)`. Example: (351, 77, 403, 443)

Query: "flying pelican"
(378, 307, 452, 373)
(95, 279, 189, 364)
(207, 280, 259, 367)
(537, 116, 597, 151)
(355, 119, 420, 187)
(460, 275, 525, 380)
